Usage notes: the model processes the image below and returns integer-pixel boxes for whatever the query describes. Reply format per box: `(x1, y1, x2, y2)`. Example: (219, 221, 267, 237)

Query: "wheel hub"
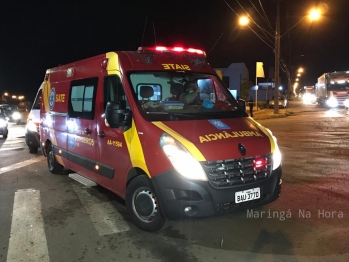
(134, 189, 157, 220)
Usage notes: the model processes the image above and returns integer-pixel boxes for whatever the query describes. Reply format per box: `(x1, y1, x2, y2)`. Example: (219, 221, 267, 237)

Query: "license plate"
(235, 187, 260, 203)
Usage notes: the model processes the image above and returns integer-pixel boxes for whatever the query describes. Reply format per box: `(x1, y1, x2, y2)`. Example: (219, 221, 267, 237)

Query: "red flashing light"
(173, 47, 184, 52)
(155, 46, 168, 51)
(254, 158, 267, 169)
(138, 46, 205, 55)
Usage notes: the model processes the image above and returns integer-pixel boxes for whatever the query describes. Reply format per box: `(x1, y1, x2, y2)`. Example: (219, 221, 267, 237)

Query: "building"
(215, 63, 249, 98)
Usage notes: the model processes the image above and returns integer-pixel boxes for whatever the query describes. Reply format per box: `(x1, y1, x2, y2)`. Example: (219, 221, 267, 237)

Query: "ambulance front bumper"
(151, 166, 282, 220)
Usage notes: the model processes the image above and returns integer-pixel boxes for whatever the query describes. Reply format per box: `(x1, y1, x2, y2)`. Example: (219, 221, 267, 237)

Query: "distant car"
(0, 112, 9, 139)
(269, 96, 288, 108)
(0, 104, 21, 124)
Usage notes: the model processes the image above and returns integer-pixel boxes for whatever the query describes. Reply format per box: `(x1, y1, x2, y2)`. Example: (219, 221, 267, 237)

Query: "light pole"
(274, 0, 281, 114)
(238, 4, 321, 114)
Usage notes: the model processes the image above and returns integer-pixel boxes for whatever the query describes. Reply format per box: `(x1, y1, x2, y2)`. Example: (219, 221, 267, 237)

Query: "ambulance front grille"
(201, 154, 273, 188)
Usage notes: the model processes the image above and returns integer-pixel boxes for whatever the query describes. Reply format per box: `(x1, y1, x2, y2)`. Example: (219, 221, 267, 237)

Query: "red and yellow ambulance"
(40, 46, 282, 232)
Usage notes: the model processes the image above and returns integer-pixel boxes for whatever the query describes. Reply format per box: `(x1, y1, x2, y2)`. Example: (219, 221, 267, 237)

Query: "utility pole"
(274, 0, 280, 114)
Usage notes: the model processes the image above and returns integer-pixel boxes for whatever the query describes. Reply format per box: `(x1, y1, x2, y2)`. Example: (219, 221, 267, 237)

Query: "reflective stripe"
(152, 121, 206, 161)
(124, 119, 151, 177)
(247, 117, 275, 152)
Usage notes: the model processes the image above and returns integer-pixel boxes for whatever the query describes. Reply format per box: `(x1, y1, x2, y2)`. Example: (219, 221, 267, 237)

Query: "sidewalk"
(251, 107, 293, 120)
(249, 100, 312, 120)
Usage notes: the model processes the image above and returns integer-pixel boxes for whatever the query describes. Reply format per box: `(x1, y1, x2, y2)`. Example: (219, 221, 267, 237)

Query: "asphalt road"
(1, 102, 349, 262)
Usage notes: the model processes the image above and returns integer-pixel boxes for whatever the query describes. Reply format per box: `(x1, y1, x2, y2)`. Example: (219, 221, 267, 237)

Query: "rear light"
(138, 46, 206, 55)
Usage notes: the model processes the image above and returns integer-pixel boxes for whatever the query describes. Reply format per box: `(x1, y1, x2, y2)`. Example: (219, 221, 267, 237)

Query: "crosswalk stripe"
(7, 189, 50, 262)
(0, 158, 43, 174)
(72, 183, 130, 235)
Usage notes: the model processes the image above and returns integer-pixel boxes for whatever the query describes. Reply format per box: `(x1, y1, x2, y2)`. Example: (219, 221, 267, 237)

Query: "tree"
(240, 78, 254, 100)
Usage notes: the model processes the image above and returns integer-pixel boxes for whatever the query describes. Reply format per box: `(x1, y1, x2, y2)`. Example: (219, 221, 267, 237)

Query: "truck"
(39, 46, 283, 232)
(316, 71, 349, 108)
(302, 85, 316, 104)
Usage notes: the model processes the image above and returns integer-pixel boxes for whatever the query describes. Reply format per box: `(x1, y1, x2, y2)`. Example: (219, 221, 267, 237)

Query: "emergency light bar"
(138, 46, 206, 55)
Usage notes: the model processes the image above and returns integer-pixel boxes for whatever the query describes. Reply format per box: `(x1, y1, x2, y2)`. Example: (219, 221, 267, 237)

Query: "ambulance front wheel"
(126, 175, 167, 232)
(47, 143, 63, 174)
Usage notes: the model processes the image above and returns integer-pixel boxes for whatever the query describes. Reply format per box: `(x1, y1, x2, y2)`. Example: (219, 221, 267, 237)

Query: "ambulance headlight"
(265, 128, 282, 170)
(272, 142, 282, 170)
(160, 133, 207, 181)
(326, 97, 338, 107)
(12, 112, 21, 120)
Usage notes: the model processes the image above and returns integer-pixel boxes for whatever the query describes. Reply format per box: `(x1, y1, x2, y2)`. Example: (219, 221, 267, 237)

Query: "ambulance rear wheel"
(47, 143, 63, 174)
(126, 175, 167, 232)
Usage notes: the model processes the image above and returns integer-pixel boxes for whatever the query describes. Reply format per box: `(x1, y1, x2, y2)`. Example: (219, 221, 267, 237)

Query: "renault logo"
(238, 143, 246, 156)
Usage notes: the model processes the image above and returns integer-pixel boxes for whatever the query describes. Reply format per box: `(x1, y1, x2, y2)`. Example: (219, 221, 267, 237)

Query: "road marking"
(0, 137, 25, 151)
(7, 189, 50, 262)
(72, 183, 130, 235)
(0, 158, 44, 174)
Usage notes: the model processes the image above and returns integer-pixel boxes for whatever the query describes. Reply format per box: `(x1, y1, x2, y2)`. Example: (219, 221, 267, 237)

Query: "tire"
(29, 146, 38, 154)
(47, 143, 63, 174)
(126, 175, 167, 232)
(3, 133, 8, 139)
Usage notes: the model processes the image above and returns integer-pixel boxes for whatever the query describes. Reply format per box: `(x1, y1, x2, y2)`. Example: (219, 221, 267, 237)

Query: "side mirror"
(105, 101, 132, 129)
(237, 99, 246, 112)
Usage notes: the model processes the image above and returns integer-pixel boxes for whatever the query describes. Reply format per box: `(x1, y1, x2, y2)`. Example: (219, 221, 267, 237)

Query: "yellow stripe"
(42, 72, 64, 164)
(152, 122, 206, 161)
(247, 117, 275, 152)
(42, 77, 51, 112)
(106, 52, 149, 175)
(124, 119, 150, 177)
(106, 52, 121, 77)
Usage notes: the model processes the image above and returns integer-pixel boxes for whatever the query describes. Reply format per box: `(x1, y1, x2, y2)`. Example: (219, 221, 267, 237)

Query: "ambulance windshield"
(129, 72, 247, 121)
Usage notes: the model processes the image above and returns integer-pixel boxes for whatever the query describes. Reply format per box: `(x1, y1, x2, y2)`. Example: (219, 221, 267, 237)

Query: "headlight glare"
(327, 97, 338, 107)
(12, 112, 20, 120)
(0, 119, 7, 127)
(160, 133, 207, 181)
(26, 121, 38, 132)
(344, 99, 349, 108)
(265, 128, 282, 170)
(272, 142, 282, 170)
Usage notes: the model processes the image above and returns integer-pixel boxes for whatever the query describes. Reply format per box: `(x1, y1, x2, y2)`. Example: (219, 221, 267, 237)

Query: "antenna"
(153, 22, 156, 46)
(141, 16, 148, 47)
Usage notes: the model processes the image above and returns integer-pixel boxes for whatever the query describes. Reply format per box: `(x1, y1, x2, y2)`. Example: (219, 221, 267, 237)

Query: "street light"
(274, 4, 320, 113)
(239, 16, 249, 26)
(238, 2, 321, 114)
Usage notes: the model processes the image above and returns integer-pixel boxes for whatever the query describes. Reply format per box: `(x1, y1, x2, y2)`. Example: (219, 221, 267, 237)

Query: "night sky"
(1, 0, 349, 102)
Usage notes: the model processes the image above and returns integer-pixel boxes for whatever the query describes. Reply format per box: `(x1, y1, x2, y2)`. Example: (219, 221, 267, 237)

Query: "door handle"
(84, 128, 92, 135)
(98, 132, 106, 138)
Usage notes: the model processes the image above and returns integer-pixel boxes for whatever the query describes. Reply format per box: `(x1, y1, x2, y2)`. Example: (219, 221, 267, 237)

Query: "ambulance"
(39, 46, 282, 232)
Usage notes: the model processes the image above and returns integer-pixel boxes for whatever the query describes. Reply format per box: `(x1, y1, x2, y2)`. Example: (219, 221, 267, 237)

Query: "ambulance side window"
(103, 75, 128, 110)
(68, 77, 98, 119)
